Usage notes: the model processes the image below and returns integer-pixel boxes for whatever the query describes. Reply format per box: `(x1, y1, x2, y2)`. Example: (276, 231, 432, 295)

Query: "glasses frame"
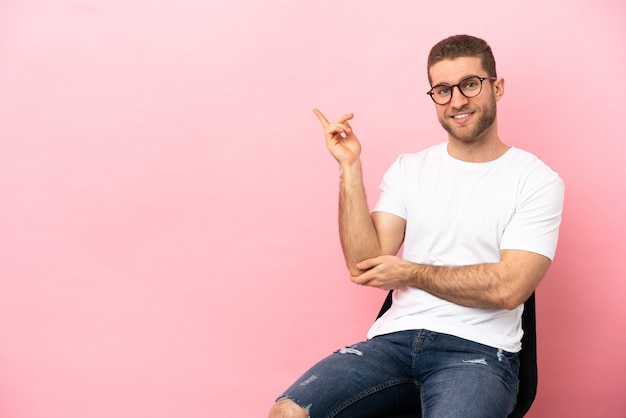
(427, 76, 497, 105)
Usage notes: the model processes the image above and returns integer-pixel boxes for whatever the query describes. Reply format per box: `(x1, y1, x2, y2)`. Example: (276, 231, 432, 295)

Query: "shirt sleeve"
(499, 169, 565, 260)
(373, 155, 408, 219)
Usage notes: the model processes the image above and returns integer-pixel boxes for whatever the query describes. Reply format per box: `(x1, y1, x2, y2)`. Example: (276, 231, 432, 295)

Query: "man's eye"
(461, 78, 481, 90)
(436, 87, 450, 95)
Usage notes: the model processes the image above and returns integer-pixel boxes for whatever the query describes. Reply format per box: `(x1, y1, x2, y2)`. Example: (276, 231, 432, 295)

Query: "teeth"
(453, 113, 469, 119)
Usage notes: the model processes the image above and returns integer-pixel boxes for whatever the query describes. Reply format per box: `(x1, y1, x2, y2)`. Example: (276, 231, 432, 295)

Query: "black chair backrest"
(511, 292, 537, 418)
(376, 291, 538, 418)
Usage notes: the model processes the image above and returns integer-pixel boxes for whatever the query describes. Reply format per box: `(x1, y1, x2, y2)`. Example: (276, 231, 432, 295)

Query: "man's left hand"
(351, 255, 413, 290)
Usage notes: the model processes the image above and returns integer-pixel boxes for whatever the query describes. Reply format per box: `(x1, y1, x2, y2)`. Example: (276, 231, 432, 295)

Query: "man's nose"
(449, 85, 469, 108)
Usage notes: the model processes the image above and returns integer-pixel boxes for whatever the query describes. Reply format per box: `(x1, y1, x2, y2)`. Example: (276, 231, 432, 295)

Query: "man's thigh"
(418, 333, 520, 418)
(276, 333, 419, 418)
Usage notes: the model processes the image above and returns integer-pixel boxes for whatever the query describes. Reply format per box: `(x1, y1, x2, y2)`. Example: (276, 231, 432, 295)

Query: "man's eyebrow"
(432, 74, 480, 87)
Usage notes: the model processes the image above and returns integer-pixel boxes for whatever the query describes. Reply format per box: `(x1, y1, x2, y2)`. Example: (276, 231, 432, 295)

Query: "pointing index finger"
(312, 108, 329, 127)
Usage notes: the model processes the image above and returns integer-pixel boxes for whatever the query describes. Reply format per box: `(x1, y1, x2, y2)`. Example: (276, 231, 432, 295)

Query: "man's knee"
(268, 398, 308, 418)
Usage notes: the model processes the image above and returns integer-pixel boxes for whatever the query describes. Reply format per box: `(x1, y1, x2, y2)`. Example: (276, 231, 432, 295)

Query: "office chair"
(376, 291, 538, 418)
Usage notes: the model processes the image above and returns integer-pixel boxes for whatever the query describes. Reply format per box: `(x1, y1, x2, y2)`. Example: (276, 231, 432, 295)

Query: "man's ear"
(494, 77, 505, 101)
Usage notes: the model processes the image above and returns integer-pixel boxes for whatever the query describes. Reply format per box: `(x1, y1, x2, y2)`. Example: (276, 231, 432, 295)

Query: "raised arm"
(313, 109, 405, 277)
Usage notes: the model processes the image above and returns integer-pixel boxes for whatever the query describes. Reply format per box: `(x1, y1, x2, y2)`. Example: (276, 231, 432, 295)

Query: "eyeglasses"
(426, 76, 497, 105)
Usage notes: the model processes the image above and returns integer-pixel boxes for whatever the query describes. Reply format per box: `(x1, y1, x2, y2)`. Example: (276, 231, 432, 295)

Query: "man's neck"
(446, 125, 509, 163)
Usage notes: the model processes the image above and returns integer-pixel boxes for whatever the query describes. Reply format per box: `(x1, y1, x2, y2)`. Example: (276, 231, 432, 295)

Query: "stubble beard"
(440, 99, 497, 143)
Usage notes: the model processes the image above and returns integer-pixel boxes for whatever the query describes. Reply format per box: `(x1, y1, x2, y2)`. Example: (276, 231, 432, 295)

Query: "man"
(269, 34, 564, 418)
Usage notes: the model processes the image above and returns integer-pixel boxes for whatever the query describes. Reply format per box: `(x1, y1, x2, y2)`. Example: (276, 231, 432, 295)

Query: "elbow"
(500, 297, 522, 311)
(346, 258, 372, 280)
(490, 295, 520, 311)
(347, 264, 364, 279)
(497, 289, 531, 311)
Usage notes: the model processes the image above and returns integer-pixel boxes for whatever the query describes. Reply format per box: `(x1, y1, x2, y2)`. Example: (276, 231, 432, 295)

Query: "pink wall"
(1, 1, 624, 417)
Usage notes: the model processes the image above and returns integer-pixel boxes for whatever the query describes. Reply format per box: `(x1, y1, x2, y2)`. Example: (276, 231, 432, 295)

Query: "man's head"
(426, 35, 504, 145)
(427, 35, 497, 85)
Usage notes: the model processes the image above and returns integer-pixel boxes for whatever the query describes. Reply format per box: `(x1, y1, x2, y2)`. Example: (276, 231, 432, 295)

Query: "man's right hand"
(313, 109, 362, 166)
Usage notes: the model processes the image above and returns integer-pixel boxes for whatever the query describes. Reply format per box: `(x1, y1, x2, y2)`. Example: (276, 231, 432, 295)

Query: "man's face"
(428, 56, 502, 143)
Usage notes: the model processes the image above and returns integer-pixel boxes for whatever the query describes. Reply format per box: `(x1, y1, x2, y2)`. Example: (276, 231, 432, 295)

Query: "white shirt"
(367, 142, 564, 352)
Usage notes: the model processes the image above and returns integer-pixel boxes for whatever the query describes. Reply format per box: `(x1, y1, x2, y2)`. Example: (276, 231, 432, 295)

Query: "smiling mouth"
(452, 112, 472, 119)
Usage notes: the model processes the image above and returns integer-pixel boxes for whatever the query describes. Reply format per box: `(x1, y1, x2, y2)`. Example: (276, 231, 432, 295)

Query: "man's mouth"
(450, 112, 474, 124)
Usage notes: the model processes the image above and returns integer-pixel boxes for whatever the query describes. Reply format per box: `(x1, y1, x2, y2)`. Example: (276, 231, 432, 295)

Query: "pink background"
(1, 1, 625, 417)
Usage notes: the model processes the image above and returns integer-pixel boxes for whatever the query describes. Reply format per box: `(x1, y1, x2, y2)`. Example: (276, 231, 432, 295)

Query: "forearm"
(407, 262, 512, 309)
(406, 251, 549, 309)
(355, 250, 550, 309)
(338, 162, 381, 276)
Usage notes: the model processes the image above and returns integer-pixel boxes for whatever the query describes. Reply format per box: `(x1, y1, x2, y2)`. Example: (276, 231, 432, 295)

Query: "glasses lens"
(431, 85, 451, 104)
(459, 77, 482, 98)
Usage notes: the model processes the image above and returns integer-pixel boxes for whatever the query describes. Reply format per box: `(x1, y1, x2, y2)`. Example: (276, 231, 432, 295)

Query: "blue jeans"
(277, 330, 519, 418)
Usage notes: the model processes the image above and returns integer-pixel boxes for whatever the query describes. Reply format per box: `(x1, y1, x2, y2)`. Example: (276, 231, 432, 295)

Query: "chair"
(376, 291, 538, 418)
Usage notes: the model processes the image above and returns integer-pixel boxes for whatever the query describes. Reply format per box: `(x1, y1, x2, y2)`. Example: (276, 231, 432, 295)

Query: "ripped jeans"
(276, 329, 519, 418)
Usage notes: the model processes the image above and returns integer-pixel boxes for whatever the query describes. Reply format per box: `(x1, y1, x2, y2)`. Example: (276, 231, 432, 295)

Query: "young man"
(269, 34, 564, 418)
